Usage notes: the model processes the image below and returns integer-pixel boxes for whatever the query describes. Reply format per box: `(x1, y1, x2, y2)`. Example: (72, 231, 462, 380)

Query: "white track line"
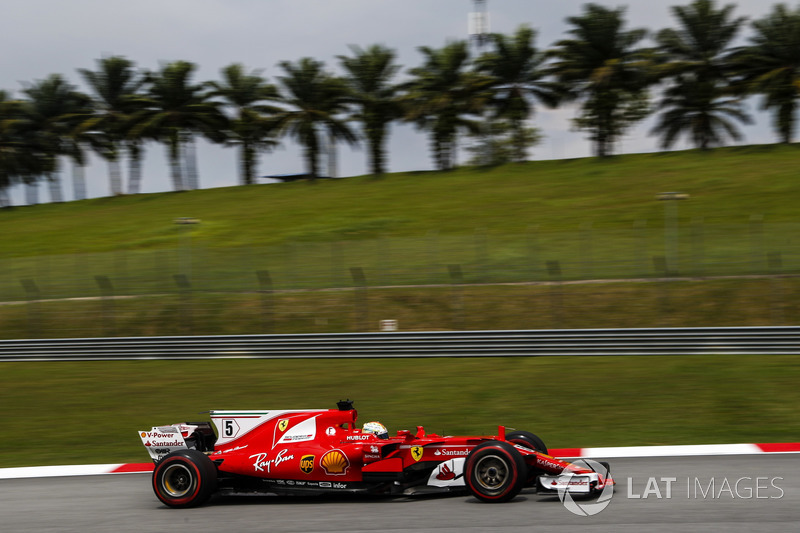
(2, 443, 799, 480)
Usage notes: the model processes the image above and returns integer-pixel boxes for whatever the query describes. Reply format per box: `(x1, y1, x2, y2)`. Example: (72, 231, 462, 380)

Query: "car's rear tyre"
(506, 431, 547, 454)
(465, 441, 526, 503)
(152, 449, 217, 508)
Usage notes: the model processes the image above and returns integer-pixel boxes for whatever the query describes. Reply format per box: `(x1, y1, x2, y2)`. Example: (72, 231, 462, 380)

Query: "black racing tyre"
(506, 431, 548, 455)
(152, 449, 217, 508)
(465, 441, 527, 503)
(506, 431, 548, 484)
(593, 461, 612, 489)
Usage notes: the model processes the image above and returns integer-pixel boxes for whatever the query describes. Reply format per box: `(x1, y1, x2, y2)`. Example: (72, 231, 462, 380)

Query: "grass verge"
(3, 277, 798, 339)
(2, 355, 799, 467)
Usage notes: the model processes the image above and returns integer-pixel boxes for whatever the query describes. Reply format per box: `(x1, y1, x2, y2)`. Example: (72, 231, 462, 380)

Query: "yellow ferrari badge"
(411, 446, 424, 462)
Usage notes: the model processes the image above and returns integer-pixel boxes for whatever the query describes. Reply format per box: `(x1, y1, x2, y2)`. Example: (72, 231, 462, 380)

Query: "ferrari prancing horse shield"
(278, 419, 289, 432)
(411, 446, 424, 462)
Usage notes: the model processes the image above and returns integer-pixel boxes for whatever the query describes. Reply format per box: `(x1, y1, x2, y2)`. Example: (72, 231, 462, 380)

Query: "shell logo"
(320, 449, 350, 475)
(278, 419, 289, 432)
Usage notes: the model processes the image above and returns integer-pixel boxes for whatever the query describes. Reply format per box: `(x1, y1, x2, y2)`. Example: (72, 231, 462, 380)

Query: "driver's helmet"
(362, 421, 389, 439)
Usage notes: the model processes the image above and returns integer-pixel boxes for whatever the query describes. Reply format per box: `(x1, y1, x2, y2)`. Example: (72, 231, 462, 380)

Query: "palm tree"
(133, 61, 227, 191)
(732, 4, 800, 143)
(547, 4, 652, 157)
(78, 56, 148, 195)
(403, 40, 494, 170)
(272, 57, 357, 180)
(653, 0, 749, 149)
(476, 25, 558, 162)
(0, 91, 54, 205)
(650, 74, 751, 149)
(656, 0, 745, 80)
(207, 63, 281, 185)
(21, 74, 93, 203)
(338, 44, 403, 176)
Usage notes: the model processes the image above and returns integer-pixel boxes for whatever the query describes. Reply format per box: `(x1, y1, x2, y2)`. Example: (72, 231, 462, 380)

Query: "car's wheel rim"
(474, 454, 509, 493)
(162, 463, 195, 498)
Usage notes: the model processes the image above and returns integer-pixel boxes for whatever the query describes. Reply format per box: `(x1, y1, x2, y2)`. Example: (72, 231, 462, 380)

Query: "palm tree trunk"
(511, 119, 525, 162)
(72, 161, 87, 201)
(779, 102, 794, 144)
(305, 146, 318, 180)
(305, 130, 320, 180)
(109, 156, 123, 195)
(48, 171, 64, 203)
(127, 142, 143, 194)
(168, 135, 184, 191)
(370, 132, 384, 175)
(241, 142, 254, 185)
(327, 131, 337, 179)
(25, 181, 39, 205)
(431, 136, 444, 171)
(184, 134, 199, 190)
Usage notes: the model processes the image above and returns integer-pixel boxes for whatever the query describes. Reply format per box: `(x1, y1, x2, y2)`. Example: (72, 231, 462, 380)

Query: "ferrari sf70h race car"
(138, 400, 614, 508)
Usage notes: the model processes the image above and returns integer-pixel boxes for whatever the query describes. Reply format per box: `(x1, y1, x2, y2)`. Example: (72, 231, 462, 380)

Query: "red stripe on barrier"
(110, 463, 154, 474)
(755, 442, 800, 453)
(549, 448, 583, 457)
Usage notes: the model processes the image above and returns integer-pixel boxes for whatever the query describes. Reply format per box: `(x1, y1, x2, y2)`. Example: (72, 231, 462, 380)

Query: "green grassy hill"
(0, 144, 798, 339)
(4, 143, 800, 257)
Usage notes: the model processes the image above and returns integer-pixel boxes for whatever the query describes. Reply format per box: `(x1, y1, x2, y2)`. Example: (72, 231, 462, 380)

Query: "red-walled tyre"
(506, 431, 547, 455)
(152, 449, 217, 508)
(506, 430, 548, 484)
(465, 441, 527, 503)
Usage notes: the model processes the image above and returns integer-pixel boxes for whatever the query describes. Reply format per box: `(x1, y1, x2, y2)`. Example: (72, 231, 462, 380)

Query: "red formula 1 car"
(138, 401, 614, 508)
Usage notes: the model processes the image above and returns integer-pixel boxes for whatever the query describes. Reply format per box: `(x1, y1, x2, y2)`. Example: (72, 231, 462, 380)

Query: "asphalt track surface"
(2, 455, 797, 532)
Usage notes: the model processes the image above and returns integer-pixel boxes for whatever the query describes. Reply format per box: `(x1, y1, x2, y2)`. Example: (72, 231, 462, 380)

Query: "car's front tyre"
(465, 441, 526, 503)
(506, 430, 547, 455)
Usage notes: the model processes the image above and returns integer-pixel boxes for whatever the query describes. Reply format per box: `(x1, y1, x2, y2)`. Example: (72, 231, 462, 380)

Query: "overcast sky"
(0, 0, 782, 202)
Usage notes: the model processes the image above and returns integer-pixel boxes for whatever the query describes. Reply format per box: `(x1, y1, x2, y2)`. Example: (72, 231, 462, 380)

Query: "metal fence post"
(653, 256, 671, 325)
(448, 264, 464, 330)
(768, 252, 784, 325)
(285, 242, 297, 289)
(691, 218, 705, 277)
(658, 192, 688, 276)
(20, 279, 40, 338)
(546, 260, 562, 328)
(330, 241, 343, 288)
(527, 225, 540, 281)
(350, 267, 368, 331)
(634, 220, 648, 278)
(114, 250, 128, 295)
(256, 270, 274, 334)
(580, 222, 594, 279)
(94, 275, 115, 336)
(474, 228, 488, 283)
(173, 274, 192, 334)
(750, 215, 764, 274)
(427, 230, 440, 284)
